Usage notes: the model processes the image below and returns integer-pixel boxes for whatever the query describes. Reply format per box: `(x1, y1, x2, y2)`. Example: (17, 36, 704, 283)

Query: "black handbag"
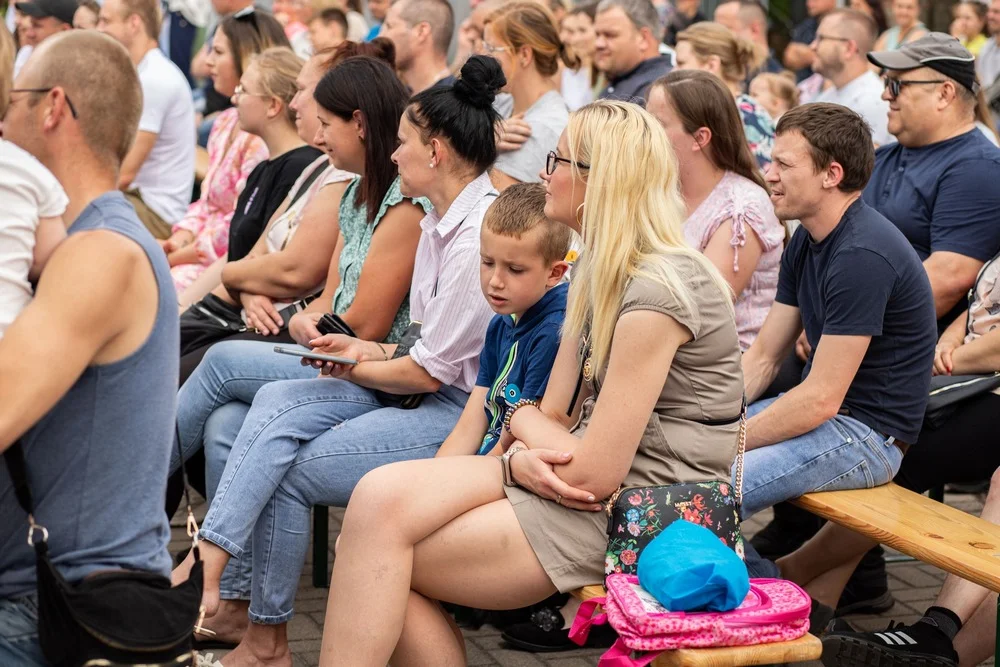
(3, 431, 208, 667)
(319, 316, 427, 410)
(179, 293, 246, 355)
(925, 372, 1000, 429)
(604, 407, 746, 575)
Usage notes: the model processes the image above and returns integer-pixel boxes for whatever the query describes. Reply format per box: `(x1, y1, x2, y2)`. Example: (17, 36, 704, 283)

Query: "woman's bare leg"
(319, 456, 557, 666)
(390, 592, 466, 667)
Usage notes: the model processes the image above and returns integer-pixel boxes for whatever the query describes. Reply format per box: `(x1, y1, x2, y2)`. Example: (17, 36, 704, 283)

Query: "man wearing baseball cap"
(15, 0, 75, 49)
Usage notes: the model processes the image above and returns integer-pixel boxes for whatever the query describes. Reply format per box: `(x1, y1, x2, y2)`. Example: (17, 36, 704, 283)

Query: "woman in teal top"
(331, 175, 430, 344)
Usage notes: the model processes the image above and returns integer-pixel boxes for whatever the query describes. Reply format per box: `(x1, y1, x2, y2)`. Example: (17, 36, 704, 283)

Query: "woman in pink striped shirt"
(172, 56, 508, 661)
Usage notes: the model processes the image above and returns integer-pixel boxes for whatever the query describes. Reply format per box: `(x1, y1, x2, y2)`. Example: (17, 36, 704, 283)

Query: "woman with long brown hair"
(647, 69, 783, 349)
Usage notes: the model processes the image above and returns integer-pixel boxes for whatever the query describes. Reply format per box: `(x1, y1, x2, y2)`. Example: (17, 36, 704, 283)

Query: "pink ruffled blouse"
(683, 171, 784, 350)
(171, 108, 268, 292)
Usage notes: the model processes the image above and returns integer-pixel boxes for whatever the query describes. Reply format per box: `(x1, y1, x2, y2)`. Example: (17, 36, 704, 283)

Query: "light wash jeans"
(173, 340, 325, 601)
(0, 594, 46, 667)
(735, 396, 904, 519)
(198, 372, 468, 624)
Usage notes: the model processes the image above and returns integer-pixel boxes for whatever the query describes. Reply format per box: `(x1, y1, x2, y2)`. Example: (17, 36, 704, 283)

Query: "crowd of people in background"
(2, 0, 1000, 666)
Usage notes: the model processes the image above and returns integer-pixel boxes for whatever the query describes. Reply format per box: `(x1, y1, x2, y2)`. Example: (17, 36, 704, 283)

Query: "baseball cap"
(867, 32, 979, 94)
(15, 0, 79, 26)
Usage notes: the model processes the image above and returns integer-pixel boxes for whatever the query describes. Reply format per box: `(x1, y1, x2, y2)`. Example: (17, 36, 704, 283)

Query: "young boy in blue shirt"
(435, 182, 572, 457)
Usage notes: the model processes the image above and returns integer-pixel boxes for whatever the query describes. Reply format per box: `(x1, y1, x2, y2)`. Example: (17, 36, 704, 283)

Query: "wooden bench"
(570, 585, 822, 666)
(793, 482, 1000, 661)
(791, 483, 1000, 594)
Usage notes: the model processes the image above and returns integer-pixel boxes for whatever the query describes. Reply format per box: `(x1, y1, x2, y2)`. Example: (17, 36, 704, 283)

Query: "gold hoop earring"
(575, 203, 585, 226)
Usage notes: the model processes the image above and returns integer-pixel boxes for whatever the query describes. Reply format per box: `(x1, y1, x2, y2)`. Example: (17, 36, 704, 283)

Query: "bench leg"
(313, 505, 329, 588)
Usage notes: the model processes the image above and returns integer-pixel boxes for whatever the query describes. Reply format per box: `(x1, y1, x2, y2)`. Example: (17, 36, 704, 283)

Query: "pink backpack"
(570, 575, 811, 667)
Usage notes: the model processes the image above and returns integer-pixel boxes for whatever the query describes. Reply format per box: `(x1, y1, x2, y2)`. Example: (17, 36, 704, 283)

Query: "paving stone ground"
(171, 491, 992, 667)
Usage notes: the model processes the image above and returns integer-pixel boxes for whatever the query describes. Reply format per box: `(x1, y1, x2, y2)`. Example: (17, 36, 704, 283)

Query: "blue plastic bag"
(636, 520, 750, 612)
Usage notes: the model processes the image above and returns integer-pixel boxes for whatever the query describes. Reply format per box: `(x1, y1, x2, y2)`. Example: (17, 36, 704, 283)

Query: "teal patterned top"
(330, 176, 432, 343)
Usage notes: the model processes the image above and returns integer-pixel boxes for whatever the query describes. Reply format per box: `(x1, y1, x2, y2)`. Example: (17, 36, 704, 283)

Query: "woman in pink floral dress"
(161, 12, 288, 292)
(648, 70, 784, 349)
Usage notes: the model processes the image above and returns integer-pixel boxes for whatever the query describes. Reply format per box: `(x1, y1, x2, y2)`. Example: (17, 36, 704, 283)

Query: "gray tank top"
(0, 192, 179, 598)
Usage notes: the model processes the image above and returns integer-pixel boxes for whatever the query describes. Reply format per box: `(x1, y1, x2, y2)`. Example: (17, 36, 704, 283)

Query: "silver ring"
(555, 494, 562, 505)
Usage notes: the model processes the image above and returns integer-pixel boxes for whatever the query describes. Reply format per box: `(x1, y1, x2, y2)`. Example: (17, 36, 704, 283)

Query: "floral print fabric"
(606, 483, 743, 576)
(735, 94, 775, 172)
(171, 108, 268, 292)
(331, 176, 432, 344)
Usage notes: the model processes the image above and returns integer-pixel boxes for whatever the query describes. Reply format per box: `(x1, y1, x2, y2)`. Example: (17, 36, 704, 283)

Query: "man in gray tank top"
(0, 31, 179, 665)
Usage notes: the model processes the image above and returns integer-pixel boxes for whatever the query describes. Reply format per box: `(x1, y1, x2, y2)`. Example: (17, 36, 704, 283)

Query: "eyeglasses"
(882, 76, 947, 99)
(813, 33, 851, 44)
(233, 84, 269, 100)
(479, 40, 510, 55)
(546, 150, 589, 175)
(9, 88, 78, 118)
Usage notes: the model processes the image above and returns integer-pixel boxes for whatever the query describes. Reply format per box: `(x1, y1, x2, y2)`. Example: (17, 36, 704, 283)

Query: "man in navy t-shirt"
(738, 103, 936, 520)
(865, 33, 1000, 331)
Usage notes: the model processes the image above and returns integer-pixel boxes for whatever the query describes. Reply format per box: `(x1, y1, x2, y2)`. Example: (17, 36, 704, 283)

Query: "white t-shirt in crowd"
(978, 38, 1000, 88)
(0, 140, 68, 337)
(815, 70, 894, 147)
(494, 90, 570, 184)
(561, 66, 594, 112)
(13, 46, 32, 79)
(131, 48, 197, 225)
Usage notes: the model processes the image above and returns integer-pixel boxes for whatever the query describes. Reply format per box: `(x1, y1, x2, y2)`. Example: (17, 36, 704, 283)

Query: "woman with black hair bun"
(173, 55, 507, 663)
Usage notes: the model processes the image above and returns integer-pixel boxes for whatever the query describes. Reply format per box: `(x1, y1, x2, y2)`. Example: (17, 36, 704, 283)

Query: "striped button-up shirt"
(409, 172, 498, 393)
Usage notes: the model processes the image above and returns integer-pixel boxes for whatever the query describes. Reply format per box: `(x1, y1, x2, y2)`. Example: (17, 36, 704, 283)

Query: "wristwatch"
(500, 444, 526, 487)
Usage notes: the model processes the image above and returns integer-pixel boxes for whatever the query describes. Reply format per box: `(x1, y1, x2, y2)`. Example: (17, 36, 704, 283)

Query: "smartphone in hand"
(272, 346, 358, 365)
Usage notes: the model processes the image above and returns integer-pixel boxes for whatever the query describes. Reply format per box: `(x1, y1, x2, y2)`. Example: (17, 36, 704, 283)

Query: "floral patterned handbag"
(604, 404, 746, 576)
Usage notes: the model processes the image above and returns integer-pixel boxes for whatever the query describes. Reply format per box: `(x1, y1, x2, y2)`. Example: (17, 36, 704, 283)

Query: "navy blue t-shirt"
(863, 129, 1000, 262)
(476, 283, 567, 455)
(775, 199, 936, 444)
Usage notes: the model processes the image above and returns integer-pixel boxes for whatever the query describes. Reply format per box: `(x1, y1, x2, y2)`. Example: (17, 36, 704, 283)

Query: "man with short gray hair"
(594, 0, 672, 105)
(379, 0, 455, 94)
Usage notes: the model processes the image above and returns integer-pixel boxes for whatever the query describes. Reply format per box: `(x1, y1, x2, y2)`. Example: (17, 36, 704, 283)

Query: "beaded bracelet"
(503, 399, 539, 434)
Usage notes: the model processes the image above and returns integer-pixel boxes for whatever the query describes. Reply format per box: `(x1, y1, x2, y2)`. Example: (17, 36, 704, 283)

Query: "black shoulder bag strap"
(4, 440, 34, 518)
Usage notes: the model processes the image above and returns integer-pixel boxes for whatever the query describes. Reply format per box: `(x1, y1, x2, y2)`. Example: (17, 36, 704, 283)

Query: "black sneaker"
(836, 547, 895, 616)
(809, 598, 836, 638)
(821, 620, 959, 667)
(501, 606, 617, 653)
(749, 503, 824, 561)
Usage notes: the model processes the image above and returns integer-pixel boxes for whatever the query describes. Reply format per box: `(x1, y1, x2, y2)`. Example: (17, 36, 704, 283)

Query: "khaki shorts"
(124, 190, 172, 240)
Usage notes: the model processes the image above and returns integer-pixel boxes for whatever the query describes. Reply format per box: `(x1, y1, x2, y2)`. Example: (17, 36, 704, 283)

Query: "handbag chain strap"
(734, 403, 746, 507)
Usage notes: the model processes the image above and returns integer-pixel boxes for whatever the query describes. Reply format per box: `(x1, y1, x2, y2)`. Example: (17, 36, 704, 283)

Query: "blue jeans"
(174, 340, 322, 599)
(735, 396, 904, 519)
(199, 374, 468, 624)
(0, 594, 46, 667)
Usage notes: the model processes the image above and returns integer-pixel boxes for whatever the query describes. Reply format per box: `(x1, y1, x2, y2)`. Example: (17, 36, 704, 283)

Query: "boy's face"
(480, 226, 567, 318)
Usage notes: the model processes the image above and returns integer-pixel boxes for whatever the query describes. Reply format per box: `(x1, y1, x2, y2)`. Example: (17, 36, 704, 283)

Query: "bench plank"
(792, 483, 1000, 593)
(570, 588, 822, 666)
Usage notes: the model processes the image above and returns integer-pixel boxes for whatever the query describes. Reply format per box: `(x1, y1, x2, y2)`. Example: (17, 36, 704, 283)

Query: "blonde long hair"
(564, 100, 733, 374)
